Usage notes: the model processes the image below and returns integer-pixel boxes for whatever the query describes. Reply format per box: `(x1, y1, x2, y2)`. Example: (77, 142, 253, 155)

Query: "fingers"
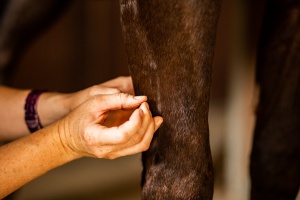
(87, 85, 121, 97)
(105, 116, 163, 159)
(79, 100, 163, 159)
(97, 102, 163, 159)
(100, 76, 134, 95)
(133, 102, 152, 140)
(95, 93, 147, 112)
(95, 108, 144, 144)
(92, 102, 152, 145)
(68, 76, 133, 113)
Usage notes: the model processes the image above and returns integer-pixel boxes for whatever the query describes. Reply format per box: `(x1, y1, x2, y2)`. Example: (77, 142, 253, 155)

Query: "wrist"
(38, 121, 81, 166)
(37, 92, 70, 127)
(24, 90, 48, 133)
(55, 117, 83, 159)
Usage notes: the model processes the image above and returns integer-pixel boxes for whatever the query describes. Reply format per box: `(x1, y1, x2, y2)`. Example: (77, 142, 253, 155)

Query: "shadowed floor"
(14, 155, 143, 200)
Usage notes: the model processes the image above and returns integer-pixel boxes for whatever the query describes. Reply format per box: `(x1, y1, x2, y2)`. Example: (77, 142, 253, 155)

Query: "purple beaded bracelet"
(25, 90, 48, 133)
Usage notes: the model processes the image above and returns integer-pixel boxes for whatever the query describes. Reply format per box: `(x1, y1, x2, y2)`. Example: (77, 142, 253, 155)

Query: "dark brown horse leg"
(0, 0, 73, 83)
(250, 1, 300, 199)
(120, 0, 220, 199)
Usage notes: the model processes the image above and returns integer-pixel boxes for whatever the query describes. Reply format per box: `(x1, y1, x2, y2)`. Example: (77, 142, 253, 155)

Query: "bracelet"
(24, 90, 48, 133)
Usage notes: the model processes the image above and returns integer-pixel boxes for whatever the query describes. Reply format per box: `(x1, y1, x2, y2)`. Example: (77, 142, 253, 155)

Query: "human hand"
(38, 76, 134, 127)
(57, 93, 163, 159)
(64, 76, 134, 111)
(100, 76, 134, 95)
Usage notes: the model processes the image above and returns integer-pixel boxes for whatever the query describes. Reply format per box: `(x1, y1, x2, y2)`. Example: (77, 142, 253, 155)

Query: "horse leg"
(250, 1, 300, 199)
(120, 0, 220, 199)
(0, 0, 73, 84)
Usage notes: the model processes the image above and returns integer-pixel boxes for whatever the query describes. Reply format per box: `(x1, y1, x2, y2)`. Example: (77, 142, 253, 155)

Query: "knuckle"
(120, 76, 132, 90)
(94, 147, 109, 159)
(140, 142, 151, 151)
(111, 88, 121, 94)
(115, 76, 125, 82)
(117, 76, 128, 83)
(91, 95, 105, 107)
(82, 129, 95, 146)
(132, 134, 143, 144)
(89, 85, 121, 96)
(93, 152, 102, 158)
(88, 85, 101, 97)
(120, 92, 130, 101)
(117, 93, 131, 108)
(117, 131, 130, 143)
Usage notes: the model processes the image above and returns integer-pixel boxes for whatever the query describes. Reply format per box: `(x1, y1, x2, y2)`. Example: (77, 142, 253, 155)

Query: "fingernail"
(134, 96, 147, 100)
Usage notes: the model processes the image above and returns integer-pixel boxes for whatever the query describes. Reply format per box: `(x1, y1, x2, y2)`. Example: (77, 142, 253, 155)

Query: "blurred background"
(0, 0, 279, 199)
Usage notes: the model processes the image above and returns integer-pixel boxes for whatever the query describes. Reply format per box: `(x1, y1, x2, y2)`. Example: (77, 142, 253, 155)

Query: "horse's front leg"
(120, 0, 220, 199)
(250, 0, 300, 199)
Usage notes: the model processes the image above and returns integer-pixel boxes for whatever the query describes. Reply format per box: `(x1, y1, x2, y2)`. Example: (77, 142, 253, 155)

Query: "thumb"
(97, 93, 147, 112)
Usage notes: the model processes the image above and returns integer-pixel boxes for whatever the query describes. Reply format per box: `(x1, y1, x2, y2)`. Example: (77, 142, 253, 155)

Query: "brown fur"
(120, 0, 220, 199)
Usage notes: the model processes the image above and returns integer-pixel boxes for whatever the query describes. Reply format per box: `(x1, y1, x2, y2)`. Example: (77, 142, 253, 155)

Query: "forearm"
(0, 77, 134, 141)
(0, 122, 78, 199)
(0, 86, 30, 140)
(0, 86, 69, 141)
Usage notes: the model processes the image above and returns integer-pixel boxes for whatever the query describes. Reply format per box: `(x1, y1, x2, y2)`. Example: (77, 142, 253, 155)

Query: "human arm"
(0, 93, 163, 198)
(0, 76, 133, 141)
